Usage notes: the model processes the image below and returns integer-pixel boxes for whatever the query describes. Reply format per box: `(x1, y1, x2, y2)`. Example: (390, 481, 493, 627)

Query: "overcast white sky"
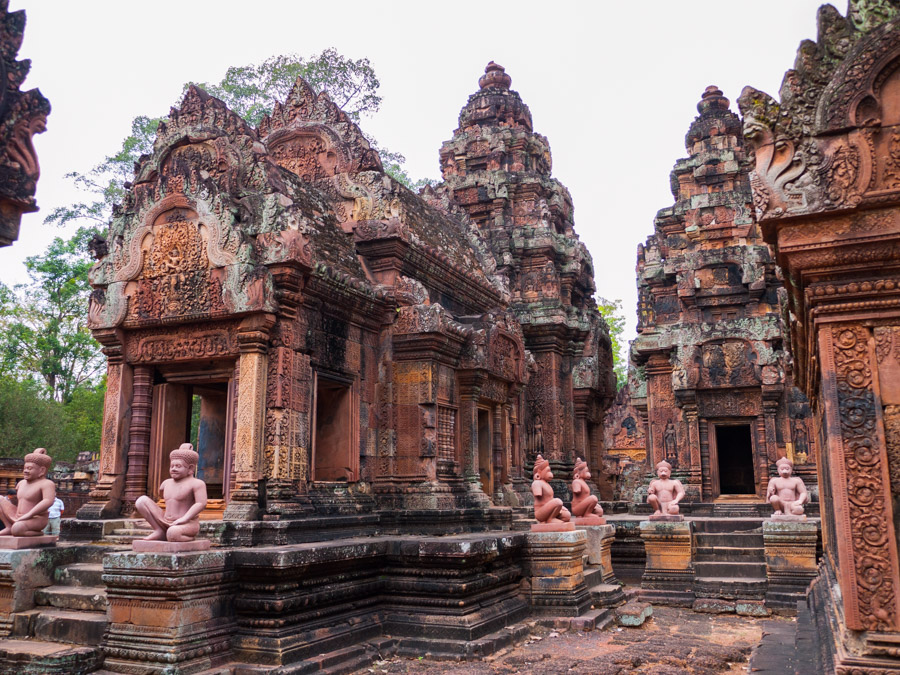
(3, 0, 829, 347)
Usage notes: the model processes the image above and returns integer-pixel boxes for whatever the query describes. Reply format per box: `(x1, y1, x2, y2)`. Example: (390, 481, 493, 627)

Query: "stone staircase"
(692, 520, 768, 614)
(0, 549, 109, 674)
(102, 519, 154, 544)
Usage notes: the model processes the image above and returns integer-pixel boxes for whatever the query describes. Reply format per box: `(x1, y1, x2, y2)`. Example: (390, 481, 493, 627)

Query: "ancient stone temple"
(438, 63, 616, 492)
(626, 85, 816, 503)
(738, 2, 900, 669)
(0, 0, 50, 248)
(79, 64, 614, 532)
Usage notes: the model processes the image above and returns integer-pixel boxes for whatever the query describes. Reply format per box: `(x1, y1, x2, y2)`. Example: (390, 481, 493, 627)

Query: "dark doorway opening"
(477, 408, 492, 498)
(715, 424, 755, 494)
(313, 375, 354, 481)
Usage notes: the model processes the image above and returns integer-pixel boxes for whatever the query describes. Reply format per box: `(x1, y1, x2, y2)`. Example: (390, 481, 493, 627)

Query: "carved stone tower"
(630, 86, 815, 501)
(439, 62, 616, 486)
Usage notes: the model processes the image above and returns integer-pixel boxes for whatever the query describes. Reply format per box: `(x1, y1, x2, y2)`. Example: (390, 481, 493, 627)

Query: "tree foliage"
(598, 297, 628, 389)
(47, 49, 424, 236)
(0, 374, 103, 464)
(191, 50, 382, 126)
(0, 227, 104, 402)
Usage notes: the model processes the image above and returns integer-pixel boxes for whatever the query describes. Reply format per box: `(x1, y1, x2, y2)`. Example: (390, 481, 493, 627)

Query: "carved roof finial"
(479, 61, 511, 90)
(697, 85, 729, 115)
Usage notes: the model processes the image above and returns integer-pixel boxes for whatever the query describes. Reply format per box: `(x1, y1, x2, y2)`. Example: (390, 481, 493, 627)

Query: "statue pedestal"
(576, 524, 617, 583)
(574, 515, 606, 526)
(769, 513, 807, 522)
(530, 521, 575, 532)
(763, 520, 818, 614)
(102, 549, 234, 673)
(132, 539, 211, 553)
(522, 530, 591, 616)
(648, 514, 684, 522)
(639, 520, 694, 606)
(0, 536, 56, 550)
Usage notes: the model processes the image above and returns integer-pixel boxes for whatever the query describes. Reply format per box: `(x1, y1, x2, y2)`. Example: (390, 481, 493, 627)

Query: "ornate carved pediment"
(0, 1, 50, 248)
(696, 339, 760, 388)
(260, 77, 382, 209)
(740, 12, 900, 220)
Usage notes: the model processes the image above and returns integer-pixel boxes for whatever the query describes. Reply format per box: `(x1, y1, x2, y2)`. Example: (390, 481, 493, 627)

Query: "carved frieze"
(829, 325, 899, 631)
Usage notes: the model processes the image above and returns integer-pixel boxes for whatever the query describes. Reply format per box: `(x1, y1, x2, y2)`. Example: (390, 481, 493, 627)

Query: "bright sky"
(3, 0, 828, 349)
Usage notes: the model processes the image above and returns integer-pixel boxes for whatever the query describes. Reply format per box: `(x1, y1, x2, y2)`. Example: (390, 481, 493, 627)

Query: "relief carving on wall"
(697, 340, 759, 388)
(831, 325, 898, 631)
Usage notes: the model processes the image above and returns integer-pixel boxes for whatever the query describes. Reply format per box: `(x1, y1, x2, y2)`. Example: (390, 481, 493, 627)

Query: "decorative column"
(458, 373, 488, 506)
(820, 324, 900, 632)
(79, 328, 133, 519)
(122, 365, 153, 513)
(492, 402, 503, 501)
(680, 396, 702, 493)
(224, 314, 274, 521)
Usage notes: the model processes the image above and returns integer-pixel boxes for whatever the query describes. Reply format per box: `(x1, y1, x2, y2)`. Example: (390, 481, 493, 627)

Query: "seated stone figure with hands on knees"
(647, 460, 685, 519)
(766, 457, 808, 518)
(531, 454, 571, 525)
(571, 457, 604, 524)
(0, 448, 56, 537)
(135, 443, 208, 542)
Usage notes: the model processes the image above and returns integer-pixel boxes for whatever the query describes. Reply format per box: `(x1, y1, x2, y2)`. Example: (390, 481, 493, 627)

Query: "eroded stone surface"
(606, 85, 816, 504)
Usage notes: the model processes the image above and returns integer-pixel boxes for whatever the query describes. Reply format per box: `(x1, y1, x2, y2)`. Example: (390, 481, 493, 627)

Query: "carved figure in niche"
(647, 460, 685, 520)
(135, 443, 208, 541)
(663, 422, 678, 464)
(0, 448, 56, 537)
(792, 418, 809, 464)
(571, 457, 604, 524)
(766, 457, 808, 519)
(531, 454, 570, 526)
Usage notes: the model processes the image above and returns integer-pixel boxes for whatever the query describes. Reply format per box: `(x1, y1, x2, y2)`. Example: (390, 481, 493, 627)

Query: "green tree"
(0, 375, 65, 459)
(0, 227, 104, 402)
(598, 297, 628, 390)
(46, 50, 426, 234)
(61, 379, 106, 462)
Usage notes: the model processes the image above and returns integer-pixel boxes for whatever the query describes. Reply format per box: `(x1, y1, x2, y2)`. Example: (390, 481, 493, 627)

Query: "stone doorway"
(148, 364, 235, 514)
(713, 424, 755, 495)
(477, 408, 493, 499)
(312, 373, 357, 482)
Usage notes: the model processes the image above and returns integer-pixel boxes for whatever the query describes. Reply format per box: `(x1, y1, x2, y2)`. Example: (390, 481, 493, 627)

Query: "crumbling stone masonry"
(738, 1, 900, 670)
(617, 86, 816, 504)
(0, 0, 50, 248)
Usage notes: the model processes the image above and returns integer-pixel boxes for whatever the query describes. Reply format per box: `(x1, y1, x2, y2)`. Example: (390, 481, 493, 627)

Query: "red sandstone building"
(612, 86, 816, 506)
(78, 64, 615, 528)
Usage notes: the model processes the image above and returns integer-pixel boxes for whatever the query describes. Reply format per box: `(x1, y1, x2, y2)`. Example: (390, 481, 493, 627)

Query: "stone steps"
(694, 545, 765, 562)
(0, 638, 103, 674)
(694, 576, 767, 600)
(34, 585, 108, 612)
(694, 532, 763, 547)
(32, 608, 108, 646)
(54, 562, 103, 587)
(0, 555, 111, 673)
(694, 561, 767, 577)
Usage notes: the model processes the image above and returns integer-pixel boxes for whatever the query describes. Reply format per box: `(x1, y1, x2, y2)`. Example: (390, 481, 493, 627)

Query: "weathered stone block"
(576, 523, 617, 583)
(522, 530, 591, 616)
(0, 536, 57, 550)
(763, 520, 818, 614)
(639, 520, 694, 606)
(616, 601, 652, 626)
(102, 549, 235, 674)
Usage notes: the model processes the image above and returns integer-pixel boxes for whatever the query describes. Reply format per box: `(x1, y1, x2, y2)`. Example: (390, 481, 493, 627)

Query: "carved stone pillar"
(458, 372, 488, 507)
(681, 397, 701, 493)
(820, 324, 900, 632)
(699, 419, 711, 499)
(121, 365, 154, 514)
(224, 314, 274, 521)
(79, 329, 132, 519)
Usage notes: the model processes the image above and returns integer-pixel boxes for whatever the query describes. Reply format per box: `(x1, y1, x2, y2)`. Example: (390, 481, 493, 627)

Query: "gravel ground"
(365, 605, 795, 675)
